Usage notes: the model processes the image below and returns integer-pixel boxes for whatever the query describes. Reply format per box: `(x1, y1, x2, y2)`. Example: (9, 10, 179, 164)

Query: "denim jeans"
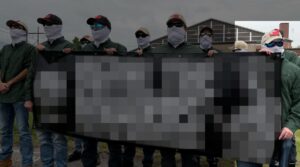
(38, 130, 67, 167)
(0, 102, 33, 166)
(160, 148, 176, 167)
(108, 143, 136, 167)
(270, 138, 296, 167)
(81, 139, 98, 167)
(237, 161, 262, 167)
(74, 138, 83, 152)
(160, 148, 199, 167)
(143, 147, 155, 167)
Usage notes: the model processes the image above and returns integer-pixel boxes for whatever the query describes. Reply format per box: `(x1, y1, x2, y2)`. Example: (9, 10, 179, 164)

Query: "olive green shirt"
(0, 41, 37, 103)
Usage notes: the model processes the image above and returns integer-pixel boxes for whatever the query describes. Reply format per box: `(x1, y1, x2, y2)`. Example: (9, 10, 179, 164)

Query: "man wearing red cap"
(0, 19, 35, 167)
(36, 13, 73, 167)
(81, 15, 129, 167)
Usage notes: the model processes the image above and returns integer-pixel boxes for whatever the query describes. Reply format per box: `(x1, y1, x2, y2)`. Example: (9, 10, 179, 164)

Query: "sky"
(235, 21, 300, 48)
(1, 0, 300, 49)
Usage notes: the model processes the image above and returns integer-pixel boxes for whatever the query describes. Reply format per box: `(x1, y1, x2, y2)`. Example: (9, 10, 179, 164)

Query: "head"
(87, 15, 111, 44)
(37, 14, 63, 41)
(261, 29, 284, 53)
(135, 27, 150, 49)
(232, 41, 248, 52)
(166, 13, 187, 48)
(80, 35, 93, 46)
(199, 27, 213, 50)
(6, 20, 28, 44)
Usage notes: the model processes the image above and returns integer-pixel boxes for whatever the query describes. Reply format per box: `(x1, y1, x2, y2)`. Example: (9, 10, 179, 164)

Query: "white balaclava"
(167, 26, 186, 48)
(44, 25, 63, 43)
(92, 26, 111, 47)
(10, 28, 27, 46)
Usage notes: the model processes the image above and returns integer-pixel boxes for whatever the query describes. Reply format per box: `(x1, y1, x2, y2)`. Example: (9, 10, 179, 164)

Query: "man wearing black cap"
(0, 20, 35, 167)
(36, 13, 73, 167)
(81, 15, 128, 167)
(153, 13, 204, 167)
(199, 27, 218, 57)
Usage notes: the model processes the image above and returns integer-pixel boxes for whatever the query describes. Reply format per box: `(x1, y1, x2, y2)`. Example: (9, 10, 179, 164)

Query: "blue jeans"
(38, 130, 67, 167)
(143, 147, 155, 167)
(270, 138, 296, 167)
(0, 102, 33, 166)
(237, 161, 262, 167)
(108, 144, 136, 167)
(74, 138, 83, 152)
(160, 148, 199, 167)
(81, 139, 98, 167)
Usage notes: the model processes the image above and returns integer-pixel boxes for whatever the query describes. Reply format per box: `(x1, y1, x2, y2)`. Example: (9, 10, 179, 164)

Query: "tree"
(72, 37, 81, 51)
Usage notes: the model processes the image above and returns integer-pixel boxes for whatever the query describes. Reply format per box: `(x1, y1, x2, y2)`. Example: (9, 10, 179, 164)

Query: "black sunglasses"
(167, 22, 184, 28)
(43, 22, 54, 26)
(135, 32, 148, 38)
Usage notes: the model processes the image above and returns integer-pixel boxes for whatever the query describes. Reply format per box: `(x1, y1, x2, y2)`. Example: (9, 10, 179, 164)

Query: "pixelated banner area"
(33, 52, 282, 163)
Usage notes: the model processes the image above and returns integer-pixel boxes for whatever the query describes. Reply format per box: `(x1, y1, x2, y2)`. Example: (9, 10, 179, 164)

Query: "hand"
(279, 127, 293, 140)
(36, 44, 45, 51)
(104, 48, 117, 55)
(259, 48, 273, 56)
(207, 50, 217, 57)
(24, 100, 33, 112)
(0, 83, 10, 93)
(136, 48, 143, 56)
(63, 48, 73, 54)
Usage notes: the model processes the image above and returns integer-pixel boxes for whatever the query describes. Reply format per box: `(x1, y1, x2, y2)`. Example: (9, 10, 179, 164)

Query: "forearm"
(7, 69, 28, 86)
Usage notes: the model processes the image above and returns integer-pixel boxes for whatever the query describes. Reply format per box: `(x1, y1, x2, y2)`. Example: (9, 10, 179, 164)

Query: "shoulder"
(82, 43, 95, 51)
(109, 40, 126, 49)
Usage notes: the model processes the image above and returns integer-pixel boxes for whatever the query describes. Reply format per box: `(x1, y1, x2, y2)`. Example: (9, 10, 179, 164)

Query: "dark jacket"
(82, 39, 127, 56)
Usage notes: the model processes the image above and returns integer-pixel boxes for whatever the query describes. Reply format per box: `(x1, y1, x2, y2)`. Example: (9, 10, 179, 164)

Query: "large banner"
(33, 52, 282, 163)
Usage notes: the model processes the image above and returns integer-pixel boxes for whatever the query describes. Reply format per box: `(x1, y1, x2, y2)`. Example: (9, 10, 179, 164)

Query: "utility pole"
(28, 26, 44, 44)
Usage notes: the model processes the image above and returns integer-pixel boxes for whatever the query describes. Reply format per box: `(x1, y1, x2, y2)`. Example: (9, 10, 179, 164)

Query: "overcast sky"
(1, 0, 300, 49)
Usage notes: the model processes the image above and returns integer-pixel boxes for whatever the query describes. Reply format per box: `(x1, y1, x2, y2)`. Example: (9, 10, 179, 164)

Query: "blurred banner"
(33, 52, 282, 163)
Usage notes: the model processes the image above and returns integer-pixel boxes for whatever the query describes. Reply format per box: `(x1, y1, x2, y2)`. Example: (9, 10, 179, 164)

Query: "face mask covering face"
(262, 45, 284, 54)
(43, 25, 63, 43)
(199, 35, 213, 50)
(92, 26, 111, 47)
(10, 28, 27, 46)
(137, 36, 150, 49)
(167, 27, 186, 48)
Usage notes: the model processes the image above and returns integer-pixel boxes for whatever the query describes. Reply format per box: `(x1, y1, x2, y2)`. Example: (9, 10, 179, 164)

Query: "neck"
(94, 38, 109, 48)
(11, 36, 26, 46)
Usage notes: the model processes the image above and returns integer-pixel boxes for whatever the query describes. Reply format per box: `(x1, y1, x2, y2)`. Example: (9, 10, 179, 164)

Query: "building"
(151, 18, 298, 53)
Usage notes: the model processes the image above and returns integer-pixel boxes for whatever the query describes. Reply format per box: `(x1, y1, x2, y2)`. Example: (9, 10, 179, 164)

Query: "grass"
(10, 114, 300, 166)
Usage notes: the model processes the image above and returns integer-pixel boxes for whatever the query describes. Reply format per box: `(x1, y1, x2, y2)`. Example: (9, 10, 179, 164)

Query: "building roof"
(151, 18, 265, 46)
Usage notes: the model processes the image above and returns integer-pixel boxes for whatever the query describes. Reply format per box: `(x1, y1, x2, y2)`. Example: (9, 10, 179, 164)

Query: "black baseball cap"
(200, 27, 213, 35)
(87, 15, 111, 30)
(37, 14, 62, 25)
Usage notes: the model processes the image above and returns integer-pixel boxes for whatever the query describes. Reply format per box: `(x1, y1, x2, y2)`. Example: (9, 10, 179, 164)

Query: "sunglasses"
(200, 32, 212, 37)
(167, 22, 184, 28)
(43, 22, 54, 26)
(135, 32, 148, 38)
(90, 23, 105, 30)
(265, 40, 284, 48)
